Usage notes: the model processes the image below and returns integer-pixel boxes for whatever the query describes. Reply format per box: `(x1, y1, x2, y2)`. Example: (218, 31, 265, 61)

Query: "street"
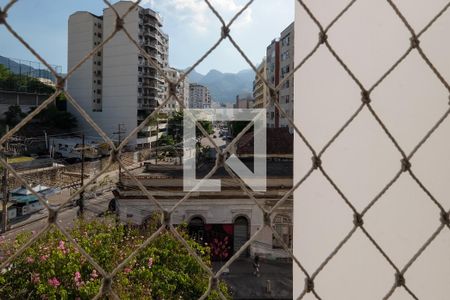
(2, 190, 114, 240)
(201, 127, 228, 150)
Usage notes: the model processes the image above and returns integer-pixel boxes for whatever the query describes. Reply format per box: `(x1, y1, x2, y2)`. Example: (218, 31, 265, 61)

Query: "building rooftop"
(237, 128, 293, 157)
(131, 159, 293, 180)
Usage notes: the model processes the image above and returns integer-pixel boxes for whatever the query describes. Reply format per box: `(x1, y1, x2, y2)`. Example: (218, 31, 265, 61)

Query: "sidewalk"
(213, 257, 292, 299)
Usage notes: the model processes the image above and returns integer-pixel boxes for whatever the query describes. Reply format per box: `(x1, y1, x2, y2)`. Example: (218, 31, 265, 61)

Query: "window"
(282, 34, 290, 47)
(285, 95, 290, 103)
(97, 89, 102, 95)
(272, 214, 292, 248)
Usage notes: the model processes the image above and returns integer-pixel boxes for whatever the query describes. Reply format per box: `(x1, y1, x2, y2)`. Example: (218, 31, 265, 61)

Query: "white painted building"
(188, 83, 211, 109)
(114, 161, 293, 260)
(162, 67, 189, 113)
(67, 1, 169, 148)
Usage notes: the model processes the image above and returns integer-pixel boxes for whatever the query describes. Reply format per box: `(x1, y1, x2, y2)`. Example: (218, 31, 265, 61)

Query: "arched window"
(188, 216, 205, 243)
(273, 214, 292, 249)
(233, 216, 249, 256)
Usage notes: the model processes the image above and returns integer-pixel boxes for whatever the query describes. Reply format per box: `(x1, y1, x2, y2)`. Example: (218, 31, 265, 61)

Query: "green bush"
(0, 217, 230, 299)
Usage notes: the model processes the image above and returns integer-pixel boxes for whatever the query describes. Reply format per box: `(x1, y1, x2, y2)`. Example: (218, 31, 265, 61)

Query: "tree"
(230, 121, 252, 137)
(39, 105, 77, 130)
(0, 64, 54, 94)
(4, 105, 26, 127)
(168, 111, 214, 143)
(0, 217, 230, 299)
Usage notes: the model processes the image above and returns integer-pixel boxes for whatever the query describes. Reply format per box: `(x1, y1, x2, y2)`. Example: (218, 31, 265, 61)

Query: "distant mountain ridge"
(187, 68, 255, 104)
(0, 55, 56, 81)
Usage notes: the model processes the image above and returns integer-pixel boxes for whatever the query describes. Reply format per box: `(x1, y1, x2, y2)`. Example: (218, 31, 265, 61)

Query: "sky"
(0, 0, 294, 74)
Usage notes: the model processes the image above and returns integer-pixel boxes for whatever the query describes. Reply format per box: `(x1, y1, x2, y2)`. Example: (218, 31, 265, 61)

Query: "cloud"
(145, 0, 253, 33)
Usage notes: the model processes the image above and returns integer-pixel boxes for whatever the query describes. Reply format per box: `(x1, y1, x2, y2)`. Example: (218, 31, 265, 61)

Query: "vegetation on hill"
(0, 64, 54, 94)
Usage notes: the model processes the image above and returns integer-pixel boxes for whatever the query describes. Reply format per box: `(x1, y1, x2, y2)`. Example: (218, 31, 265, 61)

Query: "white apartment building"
(188, 83, 211, 109)
(162, 67, 189, 113)
(67, 1, 169, 149)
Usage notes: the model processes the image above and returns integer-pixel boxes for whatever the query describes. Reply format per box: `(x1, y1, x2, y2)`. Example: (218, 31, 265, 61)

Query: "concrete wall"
(102, 2, 140, 145)
(67, 12, 99, 136)
(294, 1, 450, 299)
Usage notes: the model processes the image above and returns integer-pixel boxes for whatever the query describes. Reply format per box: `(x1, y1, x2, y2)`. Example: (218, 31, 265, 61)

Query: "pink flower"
(148, 257, 153, 269)
(26, 256, 35, 264)
(124, 267, 132, 274)
(74, 271, 83, 287)
(40, 254, 49, 261)
(31, 272, 40, 284)
(48, 277, 60, 287)
(90, 269, 99, 279)
(58, 240, 68, 254)
(75, 272, 81, 281)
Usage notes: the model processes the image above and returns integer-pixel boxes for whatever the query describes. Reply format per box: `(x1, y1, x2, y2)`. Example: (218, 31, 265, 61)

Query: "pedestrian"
(253, 255, 260, 277)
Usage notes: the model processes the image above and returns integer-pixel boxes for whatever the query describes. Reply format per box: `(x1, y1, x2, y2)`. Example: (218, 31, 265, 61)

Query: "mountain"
(187, 68, 255, 104)
(0, 55, 56, 81)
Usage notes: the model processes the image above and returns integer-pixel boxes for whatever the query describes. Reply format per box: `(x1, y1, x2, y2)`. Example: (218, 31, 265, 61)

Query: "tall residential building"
(279, 22, 294, 128)
(67, 1, 169, 148)
(163, 67, 189, 113)
(266, 39, 280, 128)
(253, 58, 268, 109)
(265, 22, 294, 129)
(188, 84, 211, 109)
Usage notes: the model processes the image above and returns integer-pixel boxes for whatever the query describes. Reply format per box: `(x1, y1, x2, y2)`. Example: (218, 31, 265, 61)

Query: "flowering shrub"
(211, 236, 231, 261)
(0, 217, 230, 299)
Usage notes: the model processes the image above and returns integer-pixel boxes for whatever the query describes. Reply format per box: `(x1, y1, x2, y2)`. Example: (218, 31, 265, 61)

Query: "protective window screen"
(0, 0, 295, 299)
(294, 1, 450, 299)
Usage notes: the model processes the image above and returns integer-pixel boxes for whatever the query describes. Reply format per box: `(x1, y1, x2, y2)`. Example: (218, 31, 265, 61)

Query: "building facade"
(278, 22, 294, 128)
(114, 161, 293, 260)
(265, 22, 295, 129)
(253, 58, 268, 109)
(266, 39, 280, 128)
(234, 95, 254, 109)
(188, 83, 211, 109)
(163, 67, 189, 113)
(67, 1, 169, 148)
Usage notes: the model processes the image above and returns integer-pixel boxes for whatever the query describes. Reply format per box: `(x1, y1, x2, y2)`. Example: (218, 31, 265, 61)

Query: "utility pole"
(77, 133, 85, 216)
(113, 124, 125, 183)
(1, 157, 9, 233)
(1, 126, 9, 233)
(155, 118, 159, 165)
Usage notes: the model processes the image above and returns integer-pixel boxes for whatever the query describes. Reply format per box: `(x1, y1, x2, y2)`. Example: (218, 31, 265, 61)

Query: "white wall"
(67, 12, 96, 135)
(102, 2, 140, 144)
(294, 1, 450, 299)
